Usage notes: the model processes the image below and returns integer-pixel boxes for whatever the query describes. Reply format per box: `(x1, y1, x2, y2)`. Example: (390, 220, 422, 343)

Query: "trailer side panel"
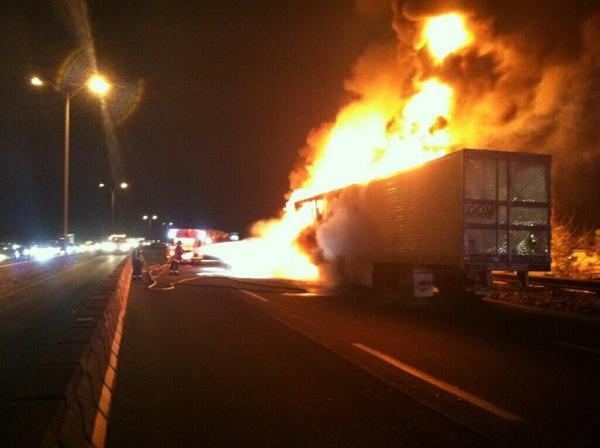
(364, 151, 463, 266)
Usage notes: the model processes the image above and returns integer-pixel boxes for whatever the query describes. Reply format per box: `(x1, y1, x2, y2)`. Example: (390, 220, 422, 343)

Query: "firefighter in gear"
(132, 242, 145, 279)
(170, 240, 184, 275)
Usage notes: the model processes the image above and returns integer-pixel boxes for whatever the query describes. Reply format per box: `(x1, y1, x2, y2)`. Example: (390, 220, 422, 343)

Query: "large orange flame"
(203, 12, 474, 280)
(290, 77, 453, 204)
(421, 13, 472, 62)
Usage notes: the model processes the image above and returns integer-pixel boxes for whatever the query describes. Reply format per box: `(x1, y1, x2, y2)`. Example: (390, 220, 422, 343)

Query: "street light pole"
(31, 74, 111, 243)
(142, 214, 158, 239)
(110, 189, 115, 231)
(63, 95, 70, 240)
(99, 182, 128, 233)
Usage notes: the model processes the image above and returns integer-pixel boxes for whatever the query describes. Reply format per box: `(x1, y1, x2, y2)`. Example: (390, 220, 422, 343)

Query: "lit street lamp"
(142, 214, 158, 238)
(31, 73, 111, 242)
(99, 182, 128, 232)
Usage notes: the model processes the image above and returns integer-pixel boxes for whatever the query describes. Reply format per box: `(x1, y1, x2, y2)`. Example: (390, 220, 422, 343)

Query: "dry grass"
(551, 219, 600, 280)
(490, 285, 600, 318)
(488, 221, 600, 317)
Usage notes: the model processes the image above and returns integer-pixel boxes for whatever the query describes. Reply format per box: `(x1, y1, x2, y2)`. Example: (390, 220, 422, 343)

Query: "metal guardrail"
(493, 272, 600, 294)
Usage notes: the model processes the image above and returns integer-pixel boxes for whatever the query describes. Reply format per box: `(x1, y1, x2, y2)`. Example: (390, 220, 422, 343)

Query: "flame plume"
(205, 1, 600, 279)
(202, 11, 474, 280)
(421, 13, 472, 62)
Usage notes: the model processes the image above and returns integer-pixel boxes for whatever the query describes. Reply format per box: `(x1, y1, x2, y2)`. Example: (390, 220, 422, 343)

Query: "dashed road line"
(241, 290, 269, 302)
(353, 342, 522, 422)
(556, 341, 600, 356)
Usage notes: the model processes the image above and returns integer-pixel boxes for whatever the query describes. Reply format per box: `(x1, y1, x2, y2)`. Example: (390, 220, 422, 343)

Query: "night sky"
(1, 1, 599, 243)
(0, 0, 390, 241)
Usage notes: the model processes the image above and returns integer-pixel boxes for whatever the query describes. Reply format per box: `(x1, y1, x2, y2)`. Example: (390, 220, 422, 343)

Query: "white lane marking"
(241, 290, 269, 302)
(353, 342, 522, 422)
(0, 257, 100, 300)
(0, 260, 34, 269)
(282, 292, 323, 297)
(0, 254, 90, 270)
(556, 341, 600, 356)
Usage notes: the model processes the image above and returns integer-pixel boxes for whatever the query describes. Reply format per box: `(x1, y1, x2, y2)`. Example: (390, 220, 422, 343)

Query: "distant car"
(149, 241, 166, 249)
(100, 235, 132, 254)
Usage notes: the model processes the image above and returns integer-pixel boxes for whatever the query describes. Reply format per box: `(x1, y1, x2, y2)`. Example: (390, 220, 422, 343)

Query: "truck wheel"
(516, 270, 529, 287)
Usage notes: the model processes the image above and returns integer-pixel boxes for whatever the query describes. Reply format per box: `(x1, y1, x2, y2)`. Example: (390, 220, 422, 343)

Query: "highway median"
(4, 256, 132, 447)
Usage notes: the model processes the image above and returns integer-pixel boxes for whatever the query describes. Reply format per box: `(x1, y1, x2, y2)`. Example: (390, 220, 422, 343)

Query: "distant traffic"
(0, 229, 240, 265)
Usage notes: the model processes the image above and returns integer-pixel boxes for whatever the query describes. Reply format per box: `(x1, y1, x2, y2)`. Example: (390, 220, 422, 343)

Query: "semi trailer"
(295, 148, 552, 297)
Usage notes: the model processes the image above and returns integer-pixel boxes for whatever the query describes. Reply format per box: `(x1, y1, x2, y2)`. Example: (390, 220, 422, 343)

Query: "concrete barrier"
(5, 257, 132, 447)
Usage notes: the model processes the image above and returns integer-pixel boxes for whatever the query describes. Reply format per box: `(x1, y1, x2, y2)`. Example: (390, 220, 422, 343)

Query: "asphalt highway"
(0, 254, 126, 422)
(107, 258, 600, 447)
(108, 268, 484, 446)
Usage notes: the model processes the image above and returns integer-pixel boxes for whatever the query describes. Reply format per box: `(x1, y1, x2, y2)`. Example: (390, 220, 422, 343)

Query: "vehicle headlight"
(101, 242, 117, 252)
(119, 243, 132, 252)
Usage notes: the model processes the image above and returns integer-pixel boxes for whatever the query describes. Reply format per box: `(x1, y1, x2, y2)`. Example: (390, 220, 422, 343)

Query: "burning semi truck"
(295, 148, 551, 297)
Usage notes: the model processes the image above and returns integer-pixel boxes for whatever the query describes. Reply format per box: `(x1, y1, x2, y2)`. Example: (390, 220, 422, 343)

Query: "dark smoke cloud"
(354, 0, 390, 21)
(390, 0, 600, 228)
(292, 0, 599, 234)
(396, 0, 600, 63)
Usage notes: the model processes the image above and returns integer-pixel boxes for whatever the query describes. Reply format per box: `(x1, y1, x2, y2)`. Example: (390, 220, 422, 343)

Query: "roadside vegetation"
(489, 220, 599, 318)
(552, 220, 600, 279)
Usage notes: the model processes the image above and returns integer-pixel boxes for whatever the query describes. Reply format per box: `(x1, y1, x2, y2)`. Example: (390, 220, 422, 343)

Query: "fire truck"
(294, 148, 552, 298)
(166, 229, 206, 264)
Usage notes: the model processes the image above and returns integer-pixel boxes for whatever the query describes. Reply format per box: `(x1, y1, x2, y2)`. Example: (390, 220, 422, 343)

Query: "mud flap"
(413, 268, 433, 298)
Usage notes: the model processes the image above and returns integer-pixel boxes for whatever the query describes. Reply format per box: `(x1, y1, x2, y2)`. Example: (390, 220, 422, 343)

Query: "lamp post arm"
(68, 82, 88, 99)
(41, 79, 71, 100)
(44, 80, 86, 100)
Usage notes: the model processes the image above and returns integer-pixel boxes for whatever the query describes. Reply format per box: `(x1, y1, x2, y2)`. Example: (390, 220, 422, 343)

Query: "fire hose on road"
(142, 261, 308, 294)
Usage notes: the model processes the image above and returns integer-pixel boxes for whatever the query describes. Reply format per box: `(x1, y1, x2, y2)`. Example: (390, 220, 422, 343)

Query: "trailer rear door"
(463, 150, 551, 271)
